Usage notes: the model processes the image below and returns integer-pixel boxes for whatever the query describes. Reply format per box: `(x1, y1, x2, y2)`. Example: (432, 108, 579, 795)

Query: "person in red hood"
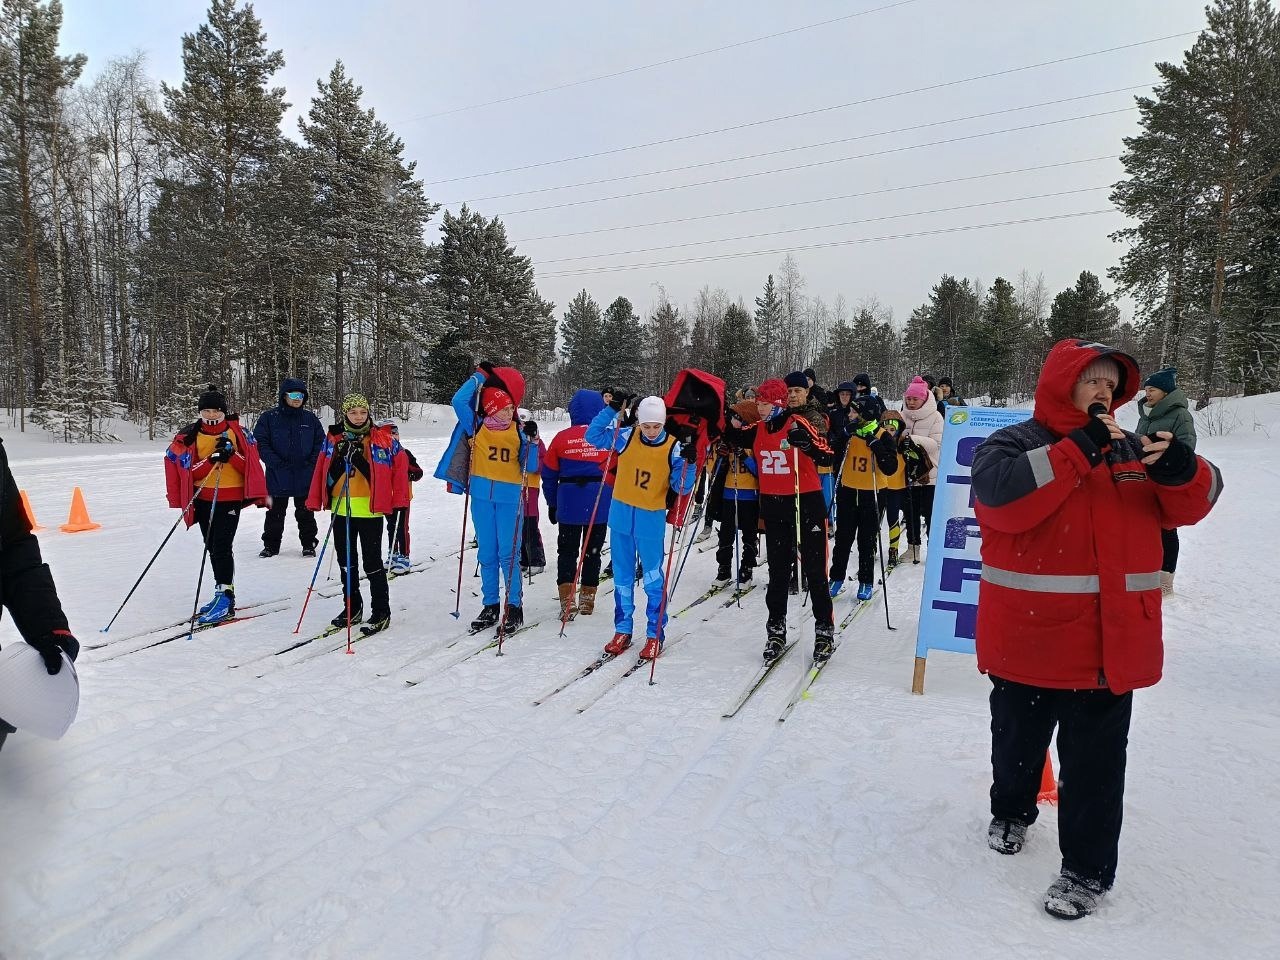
(972, 339, 1223, 920)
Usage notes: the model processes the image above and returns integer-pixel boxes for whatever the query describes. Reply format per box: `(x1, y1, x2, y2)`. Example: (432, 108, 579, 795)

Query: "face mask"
(484, 414, 512, 431)
(201, 414, 225, 426)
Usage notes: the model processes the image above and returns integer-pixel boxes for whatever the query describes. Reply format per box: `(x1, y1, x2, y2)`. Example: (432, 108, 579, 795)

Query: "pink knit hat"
(904, 376, 931, 402)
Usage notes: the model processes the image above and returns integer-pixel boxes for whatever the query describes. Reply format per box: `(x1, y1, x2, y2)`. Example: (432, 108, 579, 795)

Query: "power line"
(428, 31, 1194, 186)
(442, 84, 1151, 206)
(534, 209, 1121, 279)
(534, 187, 1113, 265)
(512, 156, 1120, 243)
(496, 107, 1135, 216)
(400, 1, 921, 123)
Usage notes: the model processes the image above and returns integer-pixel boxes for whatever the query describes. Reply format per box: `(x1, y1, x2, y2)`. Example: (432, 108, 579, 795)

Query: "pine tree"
(1047, 271, 1120, 343)
(964, 278, 1021, 405)
(754, 274, 782, 378)
(559, 289, 603, 391)
(714, 302, 757, 394)
(645, 294, 688, 395)
(598, 295, 644, 391)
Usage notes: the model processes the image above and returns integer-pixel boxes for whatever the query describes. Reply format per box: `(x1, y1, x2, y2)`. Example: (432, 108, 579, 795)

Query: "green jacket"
(1136, 387, 1197, 450)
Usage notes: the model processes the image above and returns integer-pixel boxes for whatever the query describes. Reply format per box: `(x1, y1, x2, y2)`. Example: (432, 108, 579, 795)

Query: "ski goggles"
(285, 391, 305, 401)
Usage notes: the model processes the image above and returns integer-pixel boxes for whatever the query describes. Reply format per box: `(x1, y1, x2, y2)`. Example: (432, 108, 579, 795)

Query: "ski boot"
(908, 543, 921, 565)
(763, 618, 786, 661)
(258, 546, 277, 558)
(714, 562, 731, 585)
(813, 621, 835, 663)
(361, 606, 391, 637)
(500, 604, 524, 633)
(389, 553, 412, 575)
(887, 546, 899, 567)
(196, 586, 235, 625)
(470, 604, 500, 631)
(577, 586, 597, 616)
(604, 632, 632, 656)
(829, 579, 844, 599)
(640, 635, 663, 660)
(331, 603, 364, 629)
(856, 582, 874, 602)
(302, 542, 317, 558)
(737, 566, 753, 585)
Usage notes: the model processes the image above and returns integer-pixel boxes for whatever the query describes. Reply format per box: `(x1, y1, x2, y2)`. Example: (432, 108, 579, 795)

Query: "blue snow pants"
(611, 530, 668, 638)
(471, 497, 523, 607)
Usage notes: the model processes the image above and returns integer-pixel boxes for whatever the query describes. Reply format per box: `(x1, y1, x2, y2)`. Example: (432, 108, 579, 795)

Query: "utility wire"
(428, 32, 1194, 186)
(442, 83, 1151, 206)
(535, 209, 1121, 279)
(534, 187, 1113, 265)
(497, 107, 1135, 216)
(402, 1, 921, 122)
(513, 155, 1120, 242)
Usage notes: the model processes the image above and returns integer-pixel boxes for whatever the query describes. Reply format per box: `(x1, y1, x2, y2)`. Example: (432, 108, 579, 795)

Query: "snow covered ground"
(1, 395, 1277, 960)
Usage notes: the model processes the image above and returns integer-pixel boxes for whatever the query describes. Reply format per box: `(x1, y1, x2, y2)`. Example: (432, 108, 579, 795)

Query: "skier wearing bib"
(828, 396, 899, 601)
(586, 395, 697, 660)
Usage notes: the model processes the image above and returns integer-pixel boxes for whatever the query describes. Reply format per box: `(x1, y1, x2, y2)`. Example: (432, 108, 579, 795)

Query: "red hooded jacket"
(972, 339, 1223, 693)
(306, 421, 409, 516)
(164, 417, 268, 527)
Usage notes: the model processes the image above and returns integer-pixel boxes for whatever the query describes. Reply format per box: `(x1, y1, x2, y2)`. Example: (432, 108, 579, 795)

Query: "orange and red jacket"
(306, 422, 409, 515)
(729, 411, 833, 497)
(972, 339, 1223, 694)
(164, 417, 268, 527)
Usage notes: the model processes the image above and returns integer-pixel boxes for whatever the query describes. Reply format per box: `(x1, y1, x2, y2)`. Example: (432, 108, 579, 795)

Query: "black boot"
(331, 601, 363, 629)
(470, 604, 500, 630)
(764, 618, 787, 661)
(501, 604, 524, 632)
(715, 562, 731, 584)
(813, 620, 835, 663)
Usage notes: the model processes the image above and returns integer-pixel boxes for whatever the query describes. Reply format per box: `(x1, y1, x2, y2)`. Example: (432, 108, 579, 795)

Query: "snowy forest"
(0, 0, 1276, 441)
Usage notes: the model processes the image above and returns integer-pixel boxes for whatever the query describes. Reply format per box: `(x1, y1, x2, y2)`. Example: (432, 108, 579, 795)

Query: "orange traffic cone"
(1037, 750, 1059, 805)
(59, 487, 101, 533)
(19, 490, 43, 531)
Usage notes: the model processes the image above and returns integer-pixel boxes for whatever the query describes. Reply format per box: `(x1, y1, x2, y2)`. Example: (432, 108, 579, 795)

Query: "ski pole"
(100, 472, 215, 632)
(648, 456, 695, 685)
(665, 457, 708, 601)
(732, 455, 741, 604)
(871, 449, 894, 631)
(385, 508, 402, 568)
(293, 511, 336, 633)
(498, 449, 531, 655)
(343, 450, 355, 654)
(560, 415, 621, 636)
(185, 462, 224, 641)
(792, 444, 807, 611)
(451, 386, 484, 619)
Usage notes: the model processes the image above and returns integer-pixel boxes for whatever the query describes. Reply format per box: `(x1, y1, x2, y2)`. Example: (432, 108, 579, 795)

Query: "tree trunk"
(334, 268, 345, 403)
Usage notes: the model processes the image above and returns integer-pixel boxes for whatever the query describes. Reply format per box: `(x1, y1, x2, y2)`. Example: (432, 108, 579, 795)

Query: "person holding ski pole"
(542, 389, 614, 621)
(516, 409, 548, 577)
(163, 386, 267, 625)
(711, 436, 759, 586)
(723, 378, 835, 663)
(306, 394, 408, 633)
(379, 421, 423, 575)
(586, 395, 696, 660)
(828, 396, 899, 601)
(0, 438, 77, 754)
(436, 364, 537, 634)
(876, 410, 909, 566)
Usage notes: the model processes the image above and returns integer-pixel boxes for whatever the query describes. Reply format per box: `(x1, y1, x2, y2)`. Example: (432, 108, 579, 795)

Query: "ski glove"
(477, 361, 498, 381)
(608, 392, 635, 412)
(208, 437, 235, 463)
(29, 629, 78, 676)
(680, 440, 698, 463)
(786, 425, 814, 450)
(522, 421, 538, 438)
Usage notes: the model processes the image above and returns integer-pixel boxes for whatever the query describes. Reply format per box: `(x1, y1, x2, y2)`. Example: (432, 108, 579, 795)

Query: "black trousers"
(556, 521, 607, 586)
(829, 486, 879, 586)
(761, 491, 832, 626)
(333, 514, 389, 619)
(386, 505, 411, 555)
(905, 483, 935, 545)
(521, 515, 546, 567)
(262, 495, 319, 551)
(1160, 527, 1180, 573)
(715, 496, 759, 570)
(989, 676, 1133, 888)
(193, 498, 242, 587)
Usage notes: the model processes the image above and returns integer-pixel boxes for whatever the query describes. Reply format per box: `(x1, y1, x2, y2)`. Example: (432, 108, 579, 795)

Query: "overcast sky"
(62, 0, 1210, 328)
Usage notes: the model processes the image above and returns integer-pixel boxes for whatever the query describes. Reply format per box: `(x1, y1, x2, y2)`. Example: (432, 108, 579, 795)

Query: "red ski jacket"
(972, 339, 1223, 693)
(164, 417, 268, 527)
(307, 423, 409, 516)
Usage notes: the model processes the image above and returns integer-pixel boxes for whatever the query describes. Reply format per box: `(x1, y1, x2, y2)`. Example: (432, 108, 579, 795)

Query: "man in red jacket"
(972, 339, 1223, 920)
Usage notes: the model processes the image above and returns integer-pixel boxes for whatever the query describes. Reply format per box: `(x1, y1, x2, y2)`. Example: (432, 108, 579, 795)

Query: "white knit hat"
(1078, 356, 1121, 385)
(636, 396, 666, 425)
(517, 407, 532, 422)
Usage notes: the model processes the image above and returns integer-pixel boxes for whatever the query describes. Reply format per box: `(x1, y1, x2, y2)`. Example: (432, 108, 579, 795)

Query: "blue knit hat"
(1143, 367, 1177, 394)
(784, 371, 809, 389)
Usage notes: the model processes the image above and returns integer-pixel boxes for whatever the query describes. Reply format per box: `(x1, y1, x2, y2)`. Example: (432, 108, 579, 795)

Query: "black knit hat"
(853, 372, 871, 390)
(197, 385, 227, 413)
(803, 368, 817, 383)
(784, 371, 809, 389)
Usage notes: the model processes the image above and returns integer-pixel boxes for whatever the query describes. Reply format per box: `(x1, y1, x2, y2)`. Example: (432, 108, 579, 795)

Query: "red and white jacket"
(972, 339, 1223, 694)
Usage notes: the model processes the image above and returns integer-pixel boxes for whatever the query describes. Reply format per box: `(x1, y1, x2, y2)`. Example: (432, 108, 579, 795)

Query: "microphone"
(1087, 403, 1108, 418)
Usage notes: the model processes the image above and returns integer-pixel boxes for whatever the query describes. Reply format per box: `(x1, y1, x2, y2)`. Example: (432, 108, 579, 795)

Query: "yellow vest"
(330, 434, 378, 517)
(614, 431, 674, 511)
(723, 451, 758, 491)
(472, 423, 524, 485)
(195, 430, 244, 491)
(839, 430, 896, 492)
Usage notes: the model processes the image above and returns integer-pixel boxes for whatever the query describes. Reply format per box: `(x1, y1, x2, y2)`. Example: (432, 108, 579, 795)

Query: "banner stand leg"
(911, 656, 927, 695)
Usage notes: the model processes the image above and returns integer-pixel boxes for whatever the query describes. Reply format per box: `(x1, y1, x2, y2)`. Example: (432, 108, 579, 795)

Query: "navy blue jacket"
(254, 378, 325, 497)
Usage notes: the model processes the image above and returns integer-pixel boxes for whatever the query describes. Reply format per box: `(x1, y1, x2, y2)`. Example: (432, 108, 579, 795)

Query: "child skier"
(877, 410, 909, 566)
(724, 378, 835, 663)
(517, 409, 548, 577)
(828, 397, 900, 601)
(380, 421, 422, 575)
(435, 364, 538, 634)
(307, 395, 408, 633)
(711, 438, 759, 585)
(542, 389, 613, 620)
(163, 385, 268, 624)
(586, 394, 697, 660)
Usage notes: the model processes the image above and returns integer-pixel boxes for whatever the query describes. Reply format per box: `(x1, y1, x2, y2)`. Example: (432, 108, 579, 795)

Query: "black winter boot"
(470, 604, 500, 631)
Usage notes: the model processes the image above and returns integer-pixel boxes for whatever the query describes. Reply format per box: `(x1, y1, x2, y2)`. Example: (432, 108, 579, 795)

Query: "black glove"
(787, 424, 814, 450)
(208, 436, 235, 463)
(477, 361, 497, 380)
(681, 439, 698, 463)
(548, 505, 557, 525)
(1146, 437, 1196, 485)
(522, 420, 538, 438)
(608, 391, 634, 412)
(30, 629, 78, 676)
(335, 437, 357, 460)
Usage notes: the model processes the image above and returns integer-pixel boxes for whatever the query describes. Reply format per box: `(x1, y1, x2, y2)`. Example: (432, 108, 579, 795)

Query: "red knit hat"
(756, 378, 787, 406)
(482, 387, 513, 417)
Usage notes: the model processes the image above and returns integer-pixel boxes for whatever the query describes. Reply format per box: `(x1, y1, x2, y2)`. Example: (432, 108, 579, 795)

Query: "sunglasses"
(285, 391, 304, 401)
